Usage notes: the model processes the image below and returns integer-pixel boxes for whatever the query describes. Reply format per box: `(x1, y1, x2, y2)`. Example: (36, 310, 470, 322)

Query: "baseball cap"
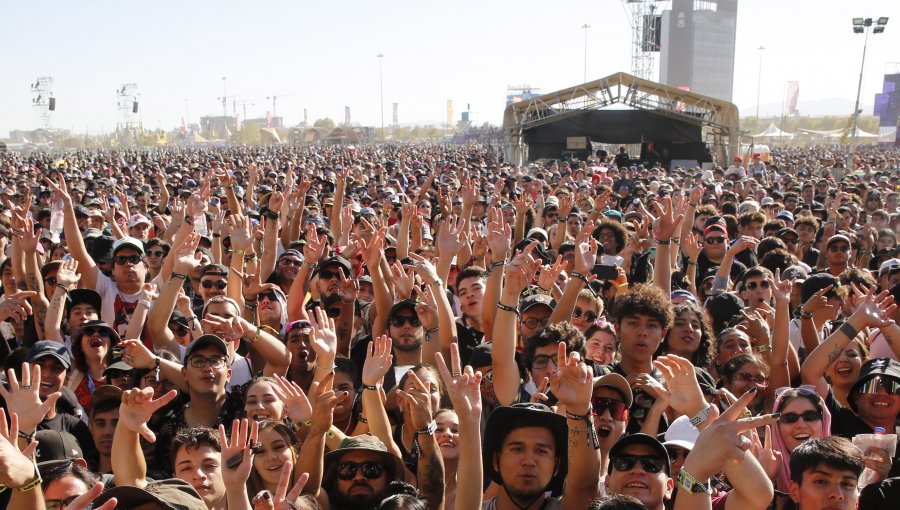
(27, 340, 71, 370)
(593, 373, 633, 407)
(93, 478, 207, 510)
(879, 258, 900, 277)
(388, 299, 418, 318)
(128, 213, 151, 227)
(826, 234, 851, 249)
(662, 415, 700, 451)
(520, 293, 554, 314)
(800, 273, 839, 303)
(35, 430, 83, 470)
(848, 358, 900, 413)
(609, 433, 671, 474)
(316, 256, 352, 278)
(66, 289, 102, 316)
(776, 211, 794, 222)
(184, 334, 229, 360)
(112, 236, 145, 256)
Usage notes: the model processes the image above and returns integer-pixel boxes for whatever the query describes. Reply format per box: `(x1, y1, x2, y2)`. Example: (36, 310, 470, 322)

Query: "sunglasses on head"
(704, 237, 726, 245)
(201, 280, 228, 290)
(592, 397, 629, 421)
(336, 461, 385, 481)
(390, 315, 420, 328)
(778, 410, 823, 424)
(114, 254, 142, 265)
(573, 308, 599, 322)
(746, 281, 770, 291)
(611, 455, 665, 474)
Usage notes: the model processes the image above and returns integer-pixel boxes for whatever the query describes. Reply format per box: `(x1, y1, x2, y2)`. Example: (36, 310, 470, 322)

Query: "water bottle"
(193, 212, 208, 237)
(857, 427, 892, 489)
(50, 199, 64, 235)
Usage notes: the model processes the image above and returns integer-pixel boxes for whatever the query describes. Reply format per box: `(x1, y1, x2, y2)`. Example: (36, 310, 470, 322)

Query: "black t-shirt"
(802, 247, 820, 268)
(40, 411, 96, 456)
(697, 250, 746, 285)
(860, 476, 900, 510)
(827, 390, 900, 479)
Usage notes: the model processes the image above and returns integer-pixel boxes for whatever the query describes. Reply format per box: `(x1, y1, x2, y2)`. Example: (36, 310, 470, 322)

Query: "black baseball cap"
(35, 430, 83, 470)
(184, 334, 229, 360)
(608, 433, 671, 475)
(27, 341, 71, 369)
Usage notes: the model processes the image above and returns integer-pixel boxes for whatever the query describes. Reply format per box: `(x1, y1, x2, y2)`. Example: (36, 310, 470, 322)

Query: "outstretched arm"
(112, 387, 178, 488)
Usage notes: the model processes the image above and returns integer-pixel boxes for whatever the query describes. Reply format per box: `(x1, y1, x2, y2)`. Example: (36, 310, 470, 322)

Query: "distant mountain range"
(739, 97, 875, 118)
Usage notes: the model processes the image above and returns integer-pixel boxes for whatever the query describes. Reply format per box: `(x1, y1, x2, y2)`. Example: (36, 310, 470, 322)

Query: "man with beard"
(820, 235, 852, 277)
(321, 435, 406, 510)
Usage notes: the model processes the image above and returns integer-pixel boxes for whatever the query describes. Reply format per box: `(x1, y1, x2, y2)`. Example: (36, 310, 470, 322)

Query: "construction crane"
(266, 92, 300, 118)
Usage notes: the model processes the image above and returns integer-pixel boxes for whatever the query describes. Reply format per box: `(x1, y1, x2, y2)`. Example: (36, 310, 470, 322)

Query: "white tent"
(752, 122, 794, 138)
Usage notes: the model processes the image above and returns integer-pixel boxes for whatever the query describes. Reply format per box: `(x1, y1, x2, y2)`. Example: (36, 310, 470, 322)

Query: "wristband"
(496, 302, 519, 315)
(170, 272, 188, 281)
(232, 249, 246, 257)
(362, 383, 380, 391)
(183, 215, 194, 226)
(570, 271, 590, 285)
(689, 405, 713, 427)
(485, 259, 505, 276)
(655, 238, 672, 245)
(565, 407, 600, 450)
(756, 344, 772, 353)
(838, 321, 859, 339)
(415, 420, 437, 436)
(15, 472, 42, 493)
(676, 469, 712, 494)
(18, 430, 35, 442)
(137, 299, 152, 308)
(248, 326, 261, 344)
(212, 233, 222, 238)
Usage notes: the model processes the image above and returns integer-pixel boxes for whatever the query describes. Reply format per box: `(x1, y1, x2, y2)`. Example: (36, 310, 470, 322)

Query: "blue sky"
(1, 0, 898, 135)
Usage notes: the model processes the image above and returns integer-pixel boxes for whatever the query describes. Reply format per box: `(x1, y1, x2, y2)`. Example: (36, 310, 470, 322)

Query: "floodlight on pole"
(582, 23, 590, 83)
(847, 16, 887, 170)
(377, 53, 384, 138)
(877, 17, 889, 25)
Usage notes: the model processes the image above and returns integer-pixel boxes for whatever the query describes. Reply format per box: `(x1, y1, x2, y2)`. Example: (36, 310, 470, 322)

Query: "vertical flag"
(447, 100, 453, 127)
(787, 81, 799, 115)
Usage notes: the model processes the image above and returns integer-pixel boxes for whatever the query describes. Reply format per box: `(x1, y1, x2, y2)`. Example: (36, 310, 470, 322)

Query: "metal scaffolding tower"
(117, 83, 141, 131)
(30, 77, 54, 129)
(622, 0, 665, 81)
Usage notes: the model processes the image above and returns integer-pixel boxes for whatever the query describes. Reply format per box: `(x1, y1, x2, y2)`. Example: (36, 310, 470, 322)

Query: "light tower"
(622, 0, 662, 80)
(30, 77, 55, 129)
(117, 84, 141, 142)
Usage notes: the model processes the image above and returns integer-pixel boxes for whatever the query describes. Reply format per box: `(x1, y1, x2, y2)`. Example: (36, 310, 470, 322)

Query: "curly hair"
(612, 284, 674, 329)
(658, 302, 714, 370)
(592, 220, 627, 254)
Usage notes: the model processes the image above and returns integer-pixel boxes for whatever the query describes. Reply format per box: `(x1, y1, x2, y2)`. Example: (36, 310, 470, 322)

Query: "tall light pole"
(582, 24, 590, 83)
(221, 76, 228, 117)
(847, 17, 888, 170)
(755, 46, 765, 118)
(377, 53, 384, 139)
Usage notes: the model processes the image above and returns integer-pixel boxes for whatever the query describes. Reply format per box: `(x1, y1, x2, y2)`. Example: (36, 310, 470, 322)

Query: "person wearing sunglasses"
(591, 374, 631, 491)
(569, 289, 604, 334)
(605, 433, 673, 510)
(66, 320, 122, 415)
(771, 385, 832, 492)
(697, 224, 745, 289)
(720, 353, 770, 413)
(322, 435, 405, 510)
(144, 238, 170, 280)
(823, 235, 852, 278)
(739, 267, 774, 312)
(198, 264, 229, 302)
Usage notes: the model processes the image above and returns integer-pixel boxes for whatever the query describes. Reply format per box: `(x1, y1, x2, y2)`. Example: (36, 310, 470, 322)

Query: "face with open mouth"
(777, 396, 823, 454)
(855, 382, 900, 424)
(606, 444, 673, 509)
(592, 387, 627, 449)
(825, 345, 862, 386)
(252, 427, 294, 486)
(667, 311, 703, 359)
(434, 410, 460, 461)
(287, 328, 316, 371)
(81, 328, 112, 360)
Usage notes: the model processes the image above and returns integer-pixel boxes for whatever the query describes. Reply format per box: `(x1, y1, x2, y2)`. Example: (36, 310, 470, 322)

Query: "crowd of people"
(0, 142, 898, 510)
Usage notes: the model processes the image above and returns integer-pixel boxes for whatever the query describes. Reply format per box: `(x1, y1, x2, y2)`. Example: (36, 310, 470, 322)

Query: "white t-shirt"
(94, 271, 144, 339)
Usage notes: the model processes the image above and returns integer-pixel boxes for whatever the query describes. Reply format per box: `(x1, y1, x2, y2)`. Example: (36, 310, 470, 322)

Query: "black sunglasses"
(778, 410, 823, 424)
(592, 397, 629, 421)
(319, 269, 344, 280)
(114, 254, 142, 265)
(390, 315, 421, 328)
(281, 258, 302, 267)
(704, 237, 726, 244)
(746, 281, 770, 291)
(782, 237, 799, 244)
(147, 250, 166, 257)
(336, 461, 385, 481)
(171, 325, 190, 337)
(572, 308, 598, 322)
(201, 280, 228, 290)
(82, 326, 111, 337)
(611, 455, 665, 474)
(258, 290, 278, 301)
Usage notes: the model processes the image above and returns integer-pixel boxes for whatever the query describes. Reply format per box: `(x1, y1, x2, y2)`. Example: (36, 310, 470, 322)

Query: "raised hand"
(396, 369, 435, 430)
(17, 214, 40, 254)
(0, 290, 37, 322)
(502, 242, 541, 297)
(360, 227, 386, 267)
(201, 314, 245, 343)
(271, 374, 313, 423)
(651, 196, 685, 241)
(252, 463, 309, 510)
(413, 285, 440, 330)
(436, 214, 466, 257)
(573, 220, 599, 274)
(407, 252, 441, 285)
(118, 339, 158, 370)
(55, 257, 81, 288)
(43, 173, 72, 205)
(230, 214, 253, 250)
(537, 255, 567, 292)
(801, 284, 836, 316)
(651, 355, 707, 417)
(391, 261, 417, 300)
(64, 481, 117, 510)
(770, 269, 793, 304)
(172, 232, 202, 275)
(243, 259, 279, 301)
(849, 283, 896, 329)
(308, 372, 345, 434)
(0, 409, 40, 490)
(680, 231, 701, 262)
(515, 193, 534, 216)
(302, 224, 327, 264)
(309, 306, 338, 367)
(337, 270, 360, 305)
(549, 342, 593, 413)
(361, 335, 393, 387)
(0, 363, 61, 433)
(728, 235, 759, 256)
(486, 207, 512, 262)
(118, 386, 179, 442)
(750, 424, 782, 480)
(220, 418, 259, 484)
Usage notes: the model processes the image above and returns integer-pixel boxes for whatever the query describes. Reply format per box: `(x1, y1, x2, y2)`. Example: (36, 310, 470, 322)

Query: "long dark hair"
(658, 302, 714, 371)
